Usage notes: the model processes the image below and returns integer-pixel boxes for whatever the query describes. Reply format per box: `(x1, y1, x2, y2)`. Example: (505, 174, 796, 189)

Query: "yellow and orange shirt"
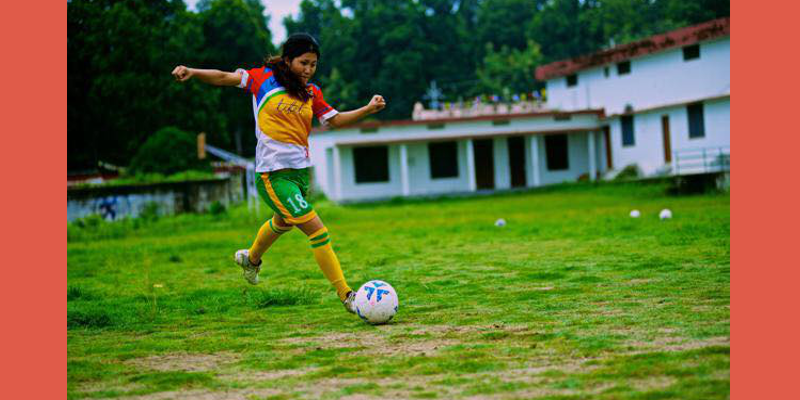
(236, 66, 338, 172)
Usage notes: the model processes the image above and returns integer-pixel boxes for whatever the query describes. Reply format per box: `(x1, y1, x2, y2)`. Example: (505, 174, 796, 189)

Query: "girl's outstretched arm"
(328, 95, 386, 128)
(171, 65, 241, 87)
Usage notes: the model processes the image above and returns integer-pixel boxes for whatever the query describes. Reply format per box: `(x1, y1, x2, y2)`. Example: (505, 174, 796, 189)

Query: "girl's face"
(287, 52, 318, 85)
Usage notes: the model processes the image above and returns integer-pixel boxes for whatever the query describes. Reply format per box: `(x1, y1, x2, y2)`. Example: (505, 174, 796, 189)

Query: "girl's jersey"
(236, 66, 339, 172)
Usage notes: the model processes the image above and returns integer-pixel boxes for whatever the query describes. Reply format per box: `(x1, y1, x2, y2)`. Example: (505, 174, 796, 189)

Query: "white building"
(309, 18, 729, 202)
(537, 17, 730, 176)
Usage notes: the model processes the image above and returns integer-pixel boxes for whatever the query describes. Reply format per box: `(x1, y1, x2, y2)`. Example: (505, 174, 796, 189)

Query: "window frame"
(428, 141, 460, 179)
(353, 145, 390, 184)
(621, 115, 635, 147)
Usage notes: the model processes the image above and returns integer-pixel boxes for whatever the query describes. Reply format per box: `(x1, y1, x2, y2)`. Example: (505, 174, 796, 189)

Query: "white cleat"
(342, 291, 357, 314)
(234, 249, 261, 285)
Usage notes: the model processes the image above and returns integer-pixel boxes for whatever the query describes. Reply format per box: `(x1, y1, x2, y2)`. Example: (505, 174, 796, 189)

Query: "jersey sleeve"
(235, 67, 261, 95)
(311, 85, 339, 126)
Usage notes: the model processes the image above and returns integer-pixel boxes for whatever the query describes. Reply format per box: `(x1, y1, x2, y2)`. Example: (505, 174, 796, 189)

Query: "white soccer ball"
(495, 218, 506, 227)
(354, 280, 398, 325)
(659, 209, 672, 220)
(629, 210, 641, 218)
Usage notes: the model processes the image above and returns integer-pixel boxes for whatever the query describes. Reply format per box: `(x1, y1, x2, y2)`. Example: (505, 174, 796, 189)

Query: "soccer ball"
(495, 218, 506, 227)
(354, 280, 398, 325)
(629, 209, 641, 218)
(659, 209, 672, 219)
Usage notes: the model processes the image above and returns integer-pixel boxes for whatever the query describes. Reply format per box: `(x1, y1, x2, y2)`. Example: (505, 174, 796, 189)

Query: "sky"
(184, 0, 304, 47)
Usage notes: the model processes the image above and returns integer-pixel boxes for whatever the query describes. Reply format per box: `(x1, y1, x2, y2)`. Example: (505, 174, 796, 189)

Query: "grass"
(67, 181, 730, 399)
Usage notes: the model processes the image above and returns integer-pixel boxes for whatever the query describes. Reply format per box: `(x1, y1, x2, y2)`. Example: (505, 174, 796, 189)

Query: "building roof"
(314, 109, 605, 133)
(535, 17, 730, 81)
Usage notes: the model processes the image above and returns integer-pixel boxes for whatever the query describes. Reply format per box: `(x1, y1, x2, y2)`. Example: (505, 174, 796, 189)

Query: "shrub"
(208, 201, 226, 216)
(128, 126, 210, 175)
(614, 164, 642, 181)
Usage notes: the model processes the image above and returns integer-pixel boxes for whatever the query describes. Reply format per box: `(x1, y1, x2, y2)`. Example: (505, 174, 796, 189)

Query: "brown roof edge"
(312, 109, 606, 133)
(535, 17, 730, 81)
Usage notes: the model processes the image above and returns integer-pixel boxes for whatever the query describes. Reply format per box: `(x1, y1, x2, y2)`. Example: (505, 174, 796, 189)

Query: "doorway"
(473, 139, 495, 189)
(662, 115, 672, 163)
(507, 136, 527, 187)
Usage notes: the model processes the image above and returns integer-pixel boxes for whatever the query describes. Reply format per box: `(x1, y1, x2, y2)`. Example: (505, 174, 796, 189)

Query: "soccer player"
(171, 33, 386, 314)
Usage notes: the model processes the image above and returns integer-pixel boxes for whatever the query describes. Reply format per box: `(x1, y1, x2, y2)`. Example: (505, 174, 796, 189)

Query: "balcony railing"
(673, 146, 730, 175)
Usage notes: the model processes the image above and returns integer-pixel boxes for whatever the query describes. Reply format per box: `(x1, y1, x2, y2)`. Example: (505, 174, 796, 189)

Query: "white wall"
(547, 38, 730, 115)
(493, 137, 511, 190)
(534, 132, 592, 185)
(608, 98, 730, 175)
(405, 141, 472, 196)
(336, 145, 404, 201)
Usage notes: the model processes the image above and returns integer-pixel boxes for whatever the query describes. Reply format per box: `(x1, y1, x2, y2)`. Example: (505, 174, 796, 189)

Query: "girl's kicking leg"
(296, 215, 356, 313)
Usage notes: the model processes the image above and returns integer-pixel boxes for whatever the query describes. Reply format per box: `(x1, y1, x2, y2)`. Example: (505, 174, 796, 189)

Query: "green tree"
(197, 0, 276, 155)
(477, 40, 543, 96)
(68, 0, 224, 170)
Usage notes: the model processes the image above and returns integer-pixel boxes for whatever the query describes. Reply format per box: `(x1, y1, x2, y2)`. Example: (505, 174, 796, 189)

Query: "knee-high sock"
(308, 227, 351, 301)
(248, 217, 291, 263)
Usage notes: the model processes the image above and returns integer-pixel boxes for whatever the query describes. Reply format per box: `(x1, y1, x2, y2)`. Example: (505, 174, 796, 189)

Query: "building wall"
(308, 113, 603, 200)
(534, 132, 592, 185)
(406, 141, 471, 196)
(337, 145, 404, 201)
(67, 177, 244, 222)
(608, 97, 730, 175)
(547, 38, 730, 115)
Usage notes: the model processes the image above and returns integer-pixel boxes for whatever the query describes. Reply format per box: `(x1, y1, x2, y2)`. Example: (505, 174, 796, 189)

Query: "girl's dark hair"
(264, 33, 321, 102)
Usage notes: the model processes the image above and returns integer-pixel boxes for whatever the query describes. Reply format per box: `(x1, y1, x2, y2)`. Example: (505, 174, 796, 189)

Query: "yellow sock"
(248, 217, 291, 263)
(308, 227, 351, 301)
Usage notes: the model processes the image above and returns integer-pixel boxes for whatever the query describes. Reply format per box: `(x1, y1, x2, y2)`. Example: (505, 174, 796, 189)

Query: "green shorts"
(255, 168, 317, 225)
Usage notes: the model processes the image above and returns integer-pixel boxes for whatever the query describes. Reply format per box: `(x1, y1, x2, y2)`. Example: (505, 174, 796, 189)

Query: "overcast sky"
(184, 0, 304, 47)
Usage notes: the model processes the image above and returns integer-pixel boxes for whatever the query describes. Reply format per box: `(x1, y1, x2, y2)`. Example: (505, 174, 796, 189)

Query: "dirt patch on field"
(219, 366, 318, 382)
(280, 330, 459, 356)
(628, 335, 729, 352)
(125, 352, 240, 372)
(112, 388, 285, 400)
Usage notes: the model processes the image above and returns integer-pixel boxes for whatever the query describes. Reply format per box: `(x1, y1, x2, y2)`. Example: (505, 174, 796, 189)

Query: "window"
(621, 115, 635, 146)
(566, 74, 578, 87)
(545, 134, 569, 171)
(683, 44, 700, 61)
(617, 61, 631, 75)
(353, 146, 389, 183)
(428, 141, 459, 179)
(687, 103, 705, 138)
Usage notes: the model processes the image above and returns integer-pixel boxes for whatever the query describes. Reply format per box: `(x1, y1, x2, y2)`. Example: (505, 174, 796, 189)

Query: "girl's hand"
(171, 65, 193, 82)
(368, 95, 386, 113)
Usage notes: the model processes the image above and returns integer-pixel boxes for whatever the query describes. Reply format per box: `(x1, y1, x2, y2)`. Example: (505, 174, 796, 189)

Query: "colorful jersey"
(236, 66, 338, 172)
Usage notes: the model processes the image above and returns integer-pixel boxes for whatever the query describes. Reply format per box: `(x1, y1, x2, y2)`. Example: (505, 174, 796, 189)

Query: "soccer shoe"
(342, 291, 357, 314)
(234, 249, 261, 285)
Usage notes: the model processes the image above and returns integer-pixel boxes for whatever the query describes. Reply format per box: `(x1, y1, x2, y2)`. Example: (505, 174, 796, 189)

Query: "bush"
(614, 164, 642, 181)
(128, 127, 210, 175)
(208, 201, 226, 216)
(139, 202, 160, 222)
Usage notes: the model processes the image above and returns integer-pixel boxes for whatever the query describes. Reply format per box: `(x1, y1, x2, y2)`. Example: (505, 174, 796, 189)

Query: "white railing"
(673, 146, 730, 175)
(205, 144, 261, 215)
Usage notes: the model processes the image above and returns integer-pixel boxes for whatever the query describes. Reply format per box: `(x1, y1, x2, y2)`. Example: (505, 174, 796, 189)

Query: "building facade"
(309, 18, 730, 202)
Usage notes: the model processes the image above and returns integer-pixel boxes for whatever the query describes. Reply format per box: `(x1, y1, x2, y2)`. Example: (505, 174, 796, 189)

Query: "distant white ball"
(354, 280, 398, 325)
(629, 210, 641, 218)
(659, 209, 672, 220)
(495, 218, 506, 227)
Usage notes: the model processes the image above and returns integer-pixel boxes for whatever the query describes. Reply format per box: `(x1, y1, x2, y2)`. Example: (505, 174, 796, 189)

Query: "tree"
(477, 40, 544, 96)
(68, 0, 225, 170)
(198, 0, 276, 155)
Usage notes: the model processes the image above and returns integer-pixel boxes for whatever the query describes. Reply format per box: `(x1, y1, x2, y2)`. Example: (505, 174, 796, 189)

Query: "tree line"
(68, 0, 728, 172)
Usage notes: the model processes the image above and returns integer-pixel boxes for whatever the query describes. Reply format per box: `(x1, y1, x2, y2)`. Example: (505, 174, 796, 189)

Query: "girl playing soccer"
(171, 33, 386, 314)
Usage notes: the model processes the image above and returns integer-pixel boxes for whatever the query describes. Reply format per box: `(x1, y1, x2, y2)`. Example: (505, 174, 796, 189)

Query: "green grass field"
(67, 182, 730, 400)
